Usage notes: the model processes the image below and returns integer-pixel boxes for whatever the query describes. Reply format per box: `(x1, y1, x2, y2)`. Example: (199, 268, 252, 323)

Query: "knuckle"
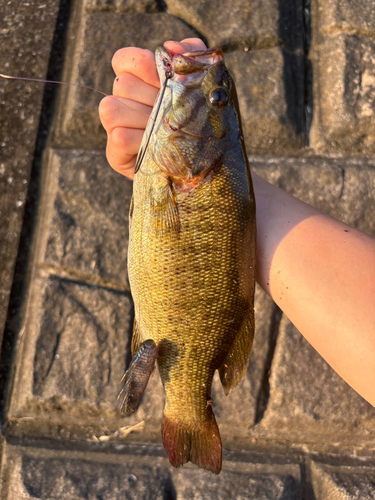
(111, 48, 128, 72)
(98, 97, 114, 123)
(113, 72, 133, 94)
(111, 127, 129, 149)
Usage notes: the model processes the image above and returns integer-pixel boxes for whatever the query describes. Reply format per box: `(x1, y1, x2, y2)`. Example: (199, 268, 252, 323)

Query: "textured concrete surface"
(0, 443, 304, 499)
(0, 0, 61, 348)
(0, 0, 375, 498)
(311, 0, 375, 152)
(311, 462, 375, 499)
(225, 50, 305, 153)
(55, 11, 199, 148)
(164, 0, 304, 51)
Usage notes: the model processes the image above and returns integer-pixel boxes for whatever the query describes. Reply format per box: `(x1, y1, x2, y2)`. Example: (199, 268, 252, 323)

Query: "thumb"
(164, 38, 207, 55)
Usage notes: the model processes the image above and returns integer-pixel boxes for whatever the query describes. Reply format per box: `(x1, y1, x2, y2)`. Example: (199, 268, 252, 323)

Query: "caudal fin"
(162, 407, 222, 474)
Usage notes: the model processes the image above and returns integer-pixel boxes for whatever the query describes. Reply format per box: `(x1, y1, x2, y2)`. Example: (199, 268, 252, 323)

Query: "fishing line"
(134, 69, 172, 175)
(0, 72, 155, 121)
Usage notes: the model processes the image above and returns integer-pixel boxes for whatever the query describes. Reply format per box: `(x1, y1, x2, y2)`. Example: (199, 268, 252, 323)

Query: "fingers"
(110, 127, 144, 156)
(99, 95, 152, 133)
(103, 39, 207, 180)
(164, 38, 207, 54)
(113, 73, 159, 107)
(106, 128, 143, 180)
(112, 47, 160, 88)
(106, 152, 136, 181)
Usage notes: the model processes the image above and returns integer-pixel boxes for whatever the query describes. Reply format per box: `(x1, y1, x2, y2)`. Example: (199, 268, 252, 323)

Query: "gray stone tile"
(212, 285, 278, 436)
(55, 12, 199, 148)
(31, 278, 132, 403)
(7, 275, 165, 439)
(251, 156, 375, 237)
(226, 49, 305, 154)
(164, 0, 304, 52)
(310, 34, 375, 153)
(311, 462, 375, 500)
(39, 149, 132, 288)
(1, 444, 302, 500)
(0, 0, 60, 343)
(172, 461, 302, 499)
(258, 316, 375, 448)
(2, 446, 174, 500)
(313, 0, 375, 36)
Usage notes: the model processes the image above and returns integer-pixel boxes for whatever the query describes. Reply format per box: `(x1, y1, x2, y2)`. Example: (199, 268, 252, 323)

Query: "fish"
(117, 45, 256, 474)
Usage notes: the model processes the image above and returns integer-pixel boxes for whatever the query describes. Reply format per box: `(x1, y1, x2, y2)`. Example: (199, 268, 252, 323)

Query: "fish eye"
(209, 88, 229, 108)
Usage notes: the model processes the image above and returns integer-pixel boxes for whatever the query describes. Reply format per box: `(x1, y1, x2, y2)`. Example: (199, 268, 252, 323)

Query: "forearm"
(253, 172, 375, 405)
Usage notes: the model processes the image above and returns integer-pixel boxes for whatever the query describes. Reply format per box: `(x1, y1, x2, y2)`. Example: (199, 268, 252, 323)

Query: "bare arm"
(253, 172, 375, 405)
(99, 39, 375, 406)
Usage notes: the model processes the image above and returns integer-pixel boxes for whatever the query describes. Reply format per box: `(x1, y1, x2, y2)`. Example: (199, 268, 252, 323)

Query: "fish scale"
(118, 46, 256, 474)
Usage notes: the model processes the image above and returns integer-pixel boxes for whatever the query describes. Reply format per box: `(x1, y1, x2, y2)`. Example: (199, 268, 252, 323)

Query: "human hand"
(99, 38, 207, 180)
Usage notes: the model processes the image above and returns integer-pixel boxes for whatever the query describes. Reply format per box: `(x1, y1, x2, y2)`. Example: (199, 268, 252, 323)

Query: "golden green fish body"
(126, 47, 256, 474)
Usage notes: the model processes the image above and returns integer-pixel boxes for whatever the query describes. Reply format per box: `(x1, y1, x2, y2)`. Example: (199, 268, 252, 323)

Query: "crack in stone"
(38, 262, 130, 293)
(254, 305, 283, 425)
(303, 0, 313, 146)
(300, 460, 318, 500)
(338, 166, 346, 200)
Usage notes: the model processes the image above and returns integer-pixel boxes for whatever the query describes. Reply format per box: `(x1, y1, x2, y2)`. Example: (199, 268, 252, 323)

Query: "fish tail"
(162, 407, 222, 474)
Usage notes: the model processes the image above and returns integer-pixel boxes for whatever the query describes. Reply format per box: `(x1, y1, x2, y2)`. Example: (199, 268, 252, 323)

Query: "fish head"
(144, 46, 242, 183)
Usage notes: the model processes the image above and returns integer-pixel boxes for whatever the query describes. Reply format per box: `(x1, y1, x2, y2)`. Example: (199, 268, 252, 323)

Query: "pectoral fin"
(219, 310, 254, 395)
(151, 177, 180, 233)
(117, 339, 158, 415)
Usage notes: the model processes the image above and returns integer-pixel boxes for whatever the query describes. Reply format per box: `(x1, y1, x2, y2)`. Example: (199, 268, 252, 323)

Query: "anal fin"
(219, 309, 255, 395)
(117, 339, 158, 415)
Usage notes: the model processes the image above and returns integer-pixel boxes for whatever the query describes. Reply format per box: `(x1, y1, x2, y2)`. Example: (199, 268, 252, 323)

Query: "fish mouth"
(156, 46, 224, 85)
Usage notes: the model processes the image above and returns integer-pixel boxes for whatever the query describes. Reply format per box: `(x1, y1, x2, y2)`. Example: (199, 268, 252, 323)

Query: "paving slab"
(226, 49, 305, 154)
(38, 149, 132, 289)
(0, 0, 60, 345)
(313, 0, 375, 36)
(172, 461, 302, 499)
(251, 155, 375, 236)
(1, 446, 173, 500)
(310, 32, 375, 153)
(257, 315, 375, 452)
(164, 0, 304, 52)
(0, 444, 302, 500)
(54, 11, 199, 148)
(212, 285, 279, 436)
(311, 462, 375, 499)
(250, 156, 375, 451)
(6, 275, 147, 438)
(54, 11, 305, 154)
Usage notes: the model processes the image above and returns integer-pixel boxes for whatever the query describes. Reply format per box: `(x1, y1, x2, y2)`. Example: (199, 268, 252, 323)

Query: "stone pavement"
(0, 0, 375, 498)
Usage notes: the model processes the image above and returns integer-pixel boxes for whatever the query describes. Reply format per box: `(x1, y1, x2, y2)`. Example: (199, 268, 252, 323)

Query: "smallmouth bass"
(118, 45, 256, 474)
